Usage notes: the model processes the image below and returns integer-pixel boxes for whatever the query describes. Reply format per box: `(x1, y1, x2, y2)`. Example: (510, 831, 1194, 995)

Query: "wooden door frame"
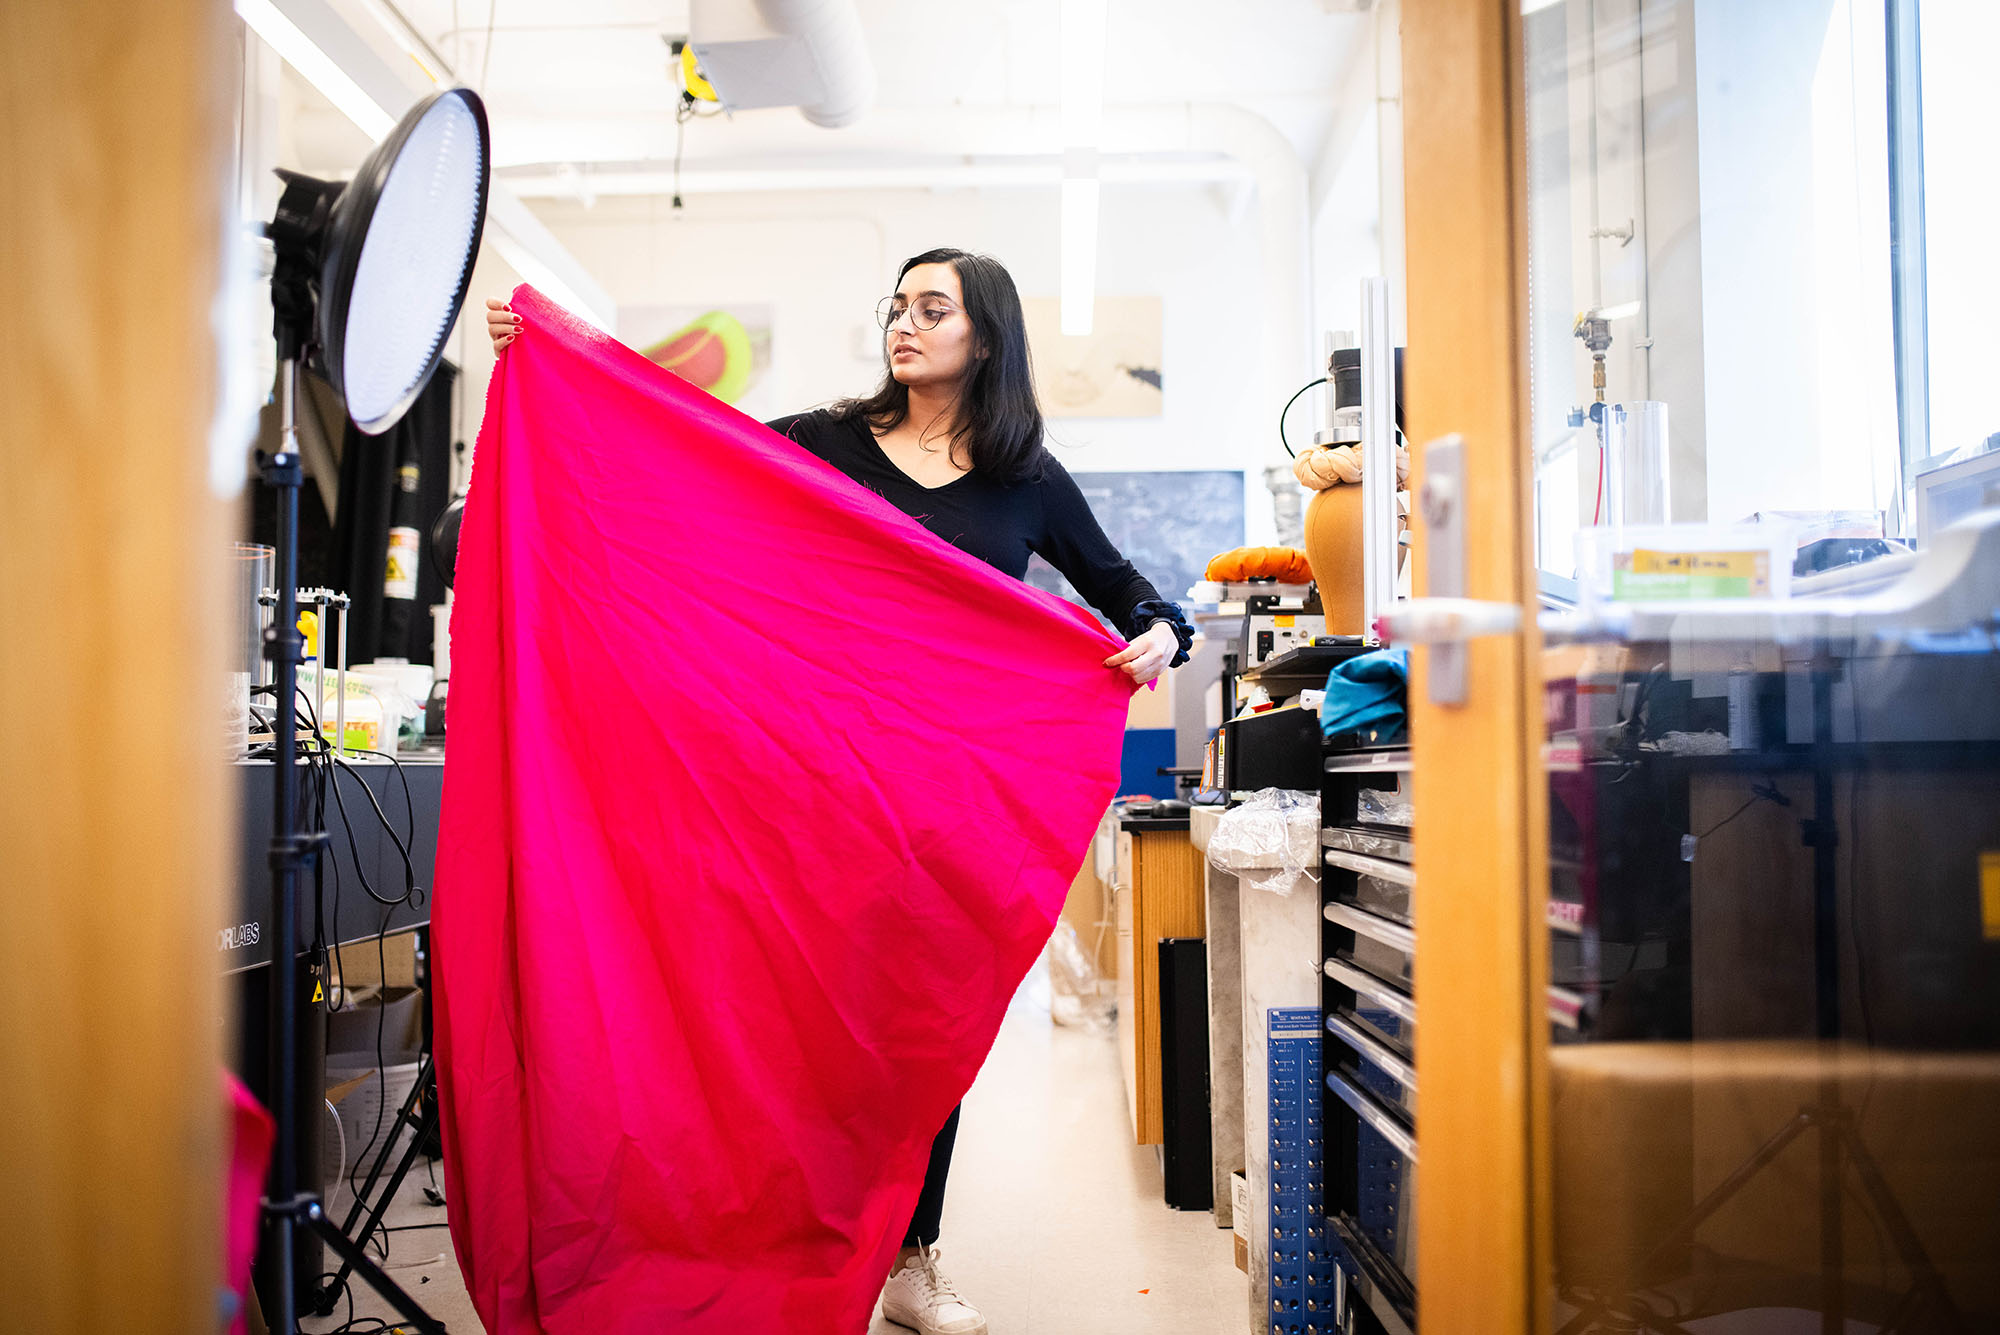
(1402, 2, 1554, 1331)
(0, 3, 234, 1328)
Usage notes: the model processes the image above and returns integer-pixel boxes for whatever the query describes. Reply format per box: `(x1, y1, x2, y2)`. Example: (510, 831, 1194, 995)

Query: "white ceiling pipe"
(500, 100, 1316, 465)
(689, 0, 877, 129)
(483, 104, 1257, 170)
(496, 156, 1255, 197)
(759, 0, 876, 128)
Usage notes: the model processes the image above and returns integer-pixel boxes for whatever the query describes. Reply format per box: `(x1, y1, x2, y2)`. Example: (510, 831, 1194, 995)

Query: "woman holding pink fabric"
(488, 247, 1191, 1335)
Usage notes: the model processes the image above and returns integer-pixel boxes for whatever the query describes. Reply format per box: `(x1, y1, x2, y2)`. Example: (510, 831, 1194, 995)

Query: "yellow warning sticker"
(311, 978, 325, 1005)
(1981, 851, 2000, 941)
(1274, 615, 1296, 627)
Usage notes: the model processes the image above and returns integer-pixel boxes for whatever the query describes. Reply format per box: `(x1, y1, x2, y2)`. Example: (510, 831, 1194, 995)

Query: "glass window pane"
(1917, 1, 2000, 463)
(1518, 5, 2000, 1333)
(1525, 0, 1905, 583)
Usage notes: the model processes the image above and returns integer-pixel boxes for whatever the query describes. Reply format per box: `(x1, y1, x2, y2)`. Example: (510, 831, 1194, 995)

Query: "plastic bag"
(1358, 786, 1414, 828)
(1046, 921, 1116, 1034)
(1208, 787, 1321, 897)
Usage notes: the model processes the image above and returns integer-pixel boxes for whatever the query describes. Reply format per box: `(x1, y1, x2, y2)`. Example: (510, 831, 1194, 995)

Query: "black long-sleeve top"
(766, 408, 1187, 652)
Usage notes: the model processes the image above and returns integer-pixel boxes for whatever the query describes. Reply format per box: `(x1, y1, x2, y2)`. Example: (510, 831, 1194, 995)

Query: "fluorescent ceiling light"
(1521, 0, 1564, 14)
(1060, 177, 1100, 337)
(1059, 0, 1108, 147)
(1596, 300, 1642, 320)
(1059, 0, 1106, 340)
(235, 0, 395, 140)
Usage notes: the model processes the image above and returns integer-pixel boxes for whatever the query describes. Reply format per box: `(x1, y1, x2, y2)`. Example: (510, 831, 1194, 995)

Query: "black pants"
(901, 1104, 961, 1247)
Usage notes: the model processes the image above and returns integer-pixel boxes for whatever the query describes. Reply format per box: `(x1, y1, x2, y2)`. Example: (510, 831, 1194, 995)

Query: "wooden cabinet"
(1114, 821, 1206, 1145)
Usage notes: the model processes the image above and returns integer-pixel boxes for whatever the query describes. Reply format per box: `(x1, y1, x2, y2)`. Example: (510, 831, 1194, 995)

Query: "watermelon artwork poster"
(621, 302, 775, 418)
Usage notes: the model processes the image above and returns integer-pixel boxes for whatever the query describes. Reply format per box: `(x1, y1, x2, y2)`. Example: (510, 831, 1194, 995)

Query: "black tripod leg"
(304, 1202, 448, 1334)
(1555, 1299, 1611, 1335)
(1824, 1087, 1848, 1327)
(1557, 1291, 1701, 1335)
(316, 1079, 444, 1316)
(1556, 1115, 1814, 1335)
(1555, 1284, 1651, 1335)
(1632, 1110, 1815, 1274)
(1839, 1121, 1969, 1333)
(337, 1055, 434, 1237)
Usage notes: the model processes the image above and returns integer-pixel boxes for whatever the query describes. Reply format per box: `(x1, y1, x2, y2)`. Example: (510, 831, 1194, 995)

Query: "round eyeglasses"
(876, 295, 957, 331)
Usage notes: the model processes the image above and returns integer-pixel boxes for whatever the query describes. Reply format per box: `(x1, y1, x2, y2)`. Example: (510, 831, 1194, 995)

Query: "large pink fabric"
(434, 286, 1133, 1333)
(224, 1075, 274, 1335)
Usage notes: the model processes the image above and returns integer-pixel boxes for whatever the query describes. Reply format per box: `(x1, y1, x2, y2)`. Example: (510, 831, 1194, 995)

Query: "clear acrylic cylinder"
(234, 542, 275, 687)
(1603, 401, 1670, 528)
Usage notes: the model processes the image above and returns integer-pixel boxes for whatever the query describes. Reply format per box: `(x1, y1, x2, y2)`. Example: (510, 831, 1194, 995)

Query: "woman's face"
(884, 262, 979, 390)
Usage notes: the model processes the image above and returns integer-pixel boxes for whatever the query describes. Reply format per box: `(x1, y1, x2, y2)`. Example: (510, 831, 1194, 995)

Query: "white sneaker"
(879, 1244, 988, 1335)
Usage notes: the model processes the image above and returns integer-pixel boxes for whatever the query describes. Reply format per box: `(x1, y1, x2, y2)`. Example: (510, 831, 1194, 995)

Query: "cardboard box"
(325, 984, 425, 1065)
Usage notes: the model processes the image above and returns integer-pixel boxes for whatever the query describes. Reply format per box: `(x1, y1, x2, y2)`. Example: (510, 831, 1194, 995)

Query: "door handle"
(1403, 434, 1529, 704)
(1375, 598, 1522, 645)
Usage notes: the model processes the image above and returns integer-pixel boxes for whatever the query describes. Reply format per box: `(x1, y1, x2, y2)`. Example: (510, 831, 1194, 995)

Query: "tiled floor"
(301, 965, 1245, 1334)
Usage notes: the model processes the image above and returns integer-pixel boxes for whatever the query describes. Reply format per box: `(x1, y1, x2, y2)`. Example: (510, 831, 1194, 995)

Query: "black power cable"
(1690, 780, 1790, 843)
(1277, 375, 1329, 459)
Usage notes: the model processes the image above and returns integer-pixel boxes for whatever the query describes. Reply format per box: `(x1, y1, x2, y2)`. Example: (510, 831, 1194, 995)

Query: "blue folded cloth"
(1320, 648, 1410, 742)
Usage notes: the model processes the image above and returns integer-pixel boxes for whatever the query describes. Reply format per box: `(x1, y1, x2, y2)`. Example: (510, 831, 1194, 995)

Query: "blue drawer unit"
(1268, 1007, 1342, 1335)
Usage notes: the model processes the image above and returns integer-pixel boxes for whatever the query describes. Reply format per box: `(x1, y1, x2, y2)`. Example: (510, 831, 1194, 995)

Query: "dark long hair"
(831, 248, 1045, 484)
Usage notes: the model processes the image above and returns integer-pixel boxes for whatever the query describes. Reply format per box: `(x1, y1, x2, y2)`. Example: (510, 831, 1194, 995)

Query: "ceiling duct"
(688, 0, 876, 128)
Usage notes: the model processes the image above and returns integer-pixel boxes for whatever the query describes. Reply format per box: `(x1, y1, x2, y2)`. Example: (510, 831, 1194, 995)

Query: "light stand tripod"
(259, 356, 447, 1335)
(250, 82, 486, 1334)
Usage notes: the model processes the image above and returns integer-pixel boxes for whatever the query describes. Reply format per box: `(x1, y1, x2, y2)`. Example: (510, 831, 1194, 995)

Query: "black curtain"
(331, 363, 455, 665)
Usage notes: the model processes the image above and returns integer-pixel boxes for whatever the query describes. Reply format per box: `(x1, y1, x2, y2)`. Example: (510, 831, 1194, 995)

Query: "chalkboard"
(1026, 469, 1245, 620)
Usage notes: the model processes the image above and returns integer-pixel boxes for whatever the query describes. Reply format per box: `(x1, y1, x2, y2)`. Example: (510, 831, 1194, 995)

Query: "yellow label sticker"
(1274, 615, 1296, 627)
(1629, 549, 1762, 578)
(1981, 851, 2000, 941)
(1617, 548, 1774, 598)
(311, 978, 325, 1004)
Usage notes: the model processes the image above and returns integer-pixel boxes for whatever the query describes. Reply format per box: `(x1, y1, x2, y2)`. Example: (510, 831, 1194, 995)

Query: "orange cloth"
(1205, 546, 1315, 584)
